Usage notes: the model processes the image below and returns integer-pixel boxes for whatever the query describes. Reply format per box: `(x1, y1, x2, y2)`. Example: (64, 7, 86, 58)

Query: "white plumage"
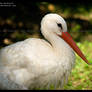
(0, 13, 81, 90)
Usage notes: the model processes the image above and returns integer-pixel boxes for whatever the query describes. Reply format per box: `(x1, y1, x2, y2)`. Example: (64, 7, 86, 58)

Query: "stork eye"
(57, 23, 62, 29)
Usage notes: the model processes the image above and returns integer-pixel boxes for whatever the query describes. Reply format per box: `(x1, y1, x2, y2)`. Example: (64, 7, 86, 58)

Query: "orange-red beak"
(60, 32, 90, 64)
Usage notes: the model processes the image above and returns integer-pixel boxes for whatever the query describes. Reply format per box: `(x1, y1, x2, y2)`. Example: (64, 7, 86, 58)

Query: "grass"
(63, 41, 92, 90)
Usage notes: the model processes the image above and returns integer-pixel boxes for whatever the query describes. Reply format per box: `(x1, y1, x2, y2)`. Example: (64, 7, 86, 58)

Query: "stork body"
(0, 14, 89, 90)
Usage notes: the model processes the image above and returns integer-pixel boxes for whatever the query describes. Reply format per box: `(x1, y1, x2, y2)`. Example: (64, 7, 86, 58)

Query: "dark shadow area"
(0, 1, 92, 47)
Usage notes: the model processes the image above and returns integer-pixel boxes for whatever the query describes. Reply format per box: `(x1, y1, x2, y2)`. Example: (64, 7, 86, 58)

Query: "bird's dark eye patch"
(57, 23, 62, 29)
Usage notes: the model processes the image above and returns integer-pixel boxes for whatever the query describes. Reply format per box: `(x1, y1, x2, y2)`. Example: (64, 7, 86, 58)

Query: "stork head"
(41, 13, 90, 64)
(41, 13, 67, 36)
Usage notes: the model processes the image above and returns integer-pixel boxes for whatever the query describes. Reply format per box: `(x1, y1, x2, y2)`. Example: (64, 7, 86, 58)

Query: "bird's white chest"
(0, 38, 75, 89)
(24, 39, 75, 89)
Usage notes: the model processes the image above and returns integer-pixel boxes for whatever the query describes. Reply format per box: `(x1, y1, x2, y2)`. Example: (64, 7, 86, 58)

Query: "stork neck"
(45, 33, 71, 53)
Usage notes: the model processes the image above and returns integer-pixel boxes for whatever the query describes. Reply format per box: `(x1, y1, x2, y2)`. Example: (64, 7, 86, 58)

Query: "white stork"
(0, 13, 89, 90)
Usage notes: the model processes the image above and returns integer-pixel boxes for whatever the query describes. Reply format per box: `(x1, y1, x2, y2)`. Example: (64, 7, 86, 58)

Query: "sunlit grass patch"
(63, 41, 92, 90)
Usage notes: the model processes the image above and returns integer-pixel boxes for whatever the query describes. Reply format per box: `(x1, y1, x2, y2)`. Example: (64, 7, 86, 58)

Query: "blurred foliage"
(0, 1, 92, 48)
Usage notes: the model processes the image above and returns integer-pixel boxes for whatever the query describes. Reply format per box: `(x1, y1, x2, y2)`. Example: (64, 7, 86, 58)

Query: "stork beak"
(60, 32, 90, 64)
